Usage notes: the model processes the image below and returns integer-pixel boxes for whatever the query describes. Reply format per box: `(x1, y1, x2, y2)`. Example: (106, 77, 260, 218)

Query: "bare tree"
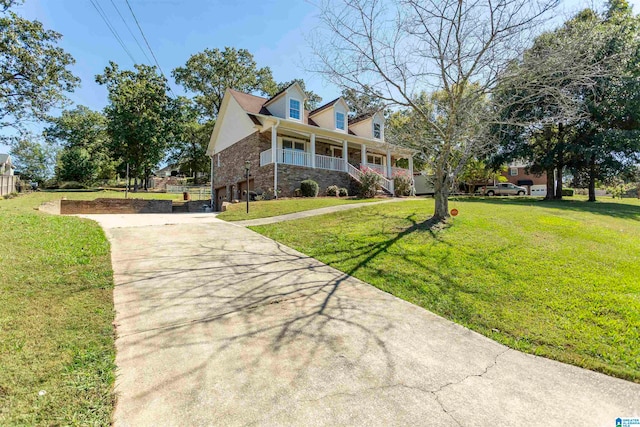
(312, 0, 561, 220)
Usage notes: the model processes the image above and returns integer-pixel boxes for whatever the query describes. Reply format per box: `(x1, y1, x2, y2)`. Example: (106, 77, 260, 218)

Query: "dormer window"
(289, 99, 301, 120)
(336, 112, 345, 130)
(373, 123, 381, 139)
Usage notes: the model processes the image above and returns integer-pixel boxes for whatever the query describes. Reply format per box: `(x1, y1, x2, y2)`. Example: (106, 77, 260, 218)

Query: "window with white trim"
(367, 154, 383, 165)
(373, 123, 381, 139)
(289, 99, 301, 120)
(509, 167, 518, 176)
(336, 112, 345, 130)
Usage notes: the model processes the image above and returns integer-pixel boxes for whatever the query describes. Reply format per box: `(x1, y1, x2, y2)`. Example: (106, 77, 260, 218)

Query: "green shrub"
(561, 188, 574, 197)
(326, 185, 339, 196)
(300, 179, 319, 197)
(59, 181, 87, 189)
(393, 173, 412, 196)
(338, 187, 349, 197)
(358, 168, 382, 198)
(294, 188, 302, 197)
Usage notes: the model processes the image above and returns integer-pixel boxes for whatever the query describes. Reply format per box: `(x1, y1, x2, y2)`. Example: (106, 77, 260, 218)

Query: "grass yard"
(217, 197, 378, 221)
(0, 190, 180, 425)
(252, 196, 640, 382)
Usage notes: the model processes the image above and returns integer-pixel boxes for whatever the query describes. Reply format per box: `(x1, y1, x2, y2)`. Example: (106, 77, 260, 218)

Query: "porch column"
(310, 133, 316, 168)
(408, 155, 415, 195)
(343, 140, 348, 172)
(361, 144, 367, 168)
(386, 149, 392, 178)
(272, 124, 278, 198)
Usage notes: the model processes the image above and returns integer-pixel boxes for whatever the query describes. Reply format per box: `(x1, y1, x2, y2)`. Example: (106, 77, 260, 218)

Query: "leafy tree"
(0, 0, 79, 143)
(44, 106, 115, 181)
(96, 62, 176, 191)
(341, 86, 384, 117)
(9, 134, 53, 182)
(55, 146, 96, 184)
(172, 47, 276, 120)
(167, 98, 212, 183)
(274, 79, 322, 111)
(567, 2, 640, 201)
(491, 8, 618, 200)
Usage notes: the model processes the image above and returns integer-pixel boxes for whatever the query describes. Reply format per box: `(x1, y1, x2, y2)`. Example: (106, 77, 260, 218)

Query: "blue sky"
(2, 0, 639, 154)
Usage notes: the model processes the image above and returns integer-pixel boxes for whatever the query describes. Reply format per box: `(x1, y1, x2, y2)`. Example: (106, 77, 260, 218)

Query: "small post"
(245, 160, 250, 214)
(125, 163, 130, 199)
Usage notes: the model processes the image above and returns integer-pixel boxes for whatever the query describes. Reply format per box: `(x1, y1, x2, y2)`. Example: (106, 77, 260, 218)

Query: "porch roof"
(251, 113, 418, 158)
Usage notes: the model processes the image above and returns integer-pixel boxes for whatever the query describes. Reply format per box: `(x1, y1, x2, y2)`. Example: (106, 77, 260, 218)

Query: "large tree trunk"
(555, 163, 563, 200)
(588, 154, 596, 202)
(554, 123, 564, 200)
(432, 171, 450, 221)
(133, 177, 139, 192)
(545, 168, 555, 200)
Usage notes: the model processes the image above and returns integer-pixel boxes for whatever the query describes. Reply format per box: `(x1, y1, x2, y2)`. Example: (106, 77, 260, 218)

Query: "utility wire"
(123, 0, 177, 97)
(108, 0, 153, 64)
(88, 0, 137, 64)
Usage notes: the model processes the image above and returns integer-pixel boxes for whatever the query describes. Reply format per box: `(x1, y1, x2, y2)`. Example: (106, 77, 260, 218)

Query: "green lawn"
(217, 197, 379, 221)
(252, 196, 640, 382)
(0, 190, 179, 425)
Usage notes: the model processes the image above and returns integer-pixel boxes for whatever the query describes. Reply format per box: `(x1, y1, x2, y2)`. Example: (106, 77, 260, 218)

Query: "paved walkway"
(84, 213, 640, 426)
(234, 197, 410, 226)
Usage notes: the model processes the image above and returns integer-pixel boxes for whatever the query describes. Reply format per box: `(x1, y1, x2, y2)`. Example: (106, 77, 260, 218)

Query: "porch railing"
(315, 153, 345, 172)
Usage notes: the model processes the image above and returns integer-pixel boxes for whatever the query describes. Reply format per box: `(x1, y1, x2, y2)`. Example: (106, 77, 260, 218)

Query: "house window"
(373, 123, 381, 139)
(331, 146, 343, 158)
(289, 99, 301, 120)
(282, 139, 305, 151)
(510, 167, 518, 176)
(367, 154, 383, 165)
(336, 112, 345, 130)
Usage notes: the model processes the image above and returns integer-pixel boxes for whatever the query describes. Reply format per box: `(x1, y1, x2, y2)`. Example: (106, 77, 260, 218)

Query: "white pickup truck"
(477, 183, 527, 196)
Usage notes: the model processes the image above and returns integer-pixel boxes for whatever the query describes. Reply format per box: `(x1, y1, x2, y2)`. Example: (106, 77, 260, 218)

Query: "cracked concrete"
(82, 213, 640, 426)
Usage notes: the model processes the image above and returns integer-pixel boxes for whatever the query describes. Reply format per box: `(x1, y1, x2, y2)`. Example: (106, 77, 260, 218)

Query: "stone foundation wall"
(213, 131, 271, 204)
(40, 198, 173, 215)
(275, 164, 357, 197)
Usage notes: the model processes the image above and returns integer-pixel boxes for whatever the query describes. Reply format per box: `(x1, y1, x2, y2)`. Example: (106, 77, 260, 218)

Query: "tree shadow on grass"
(458, 196, 640, 221)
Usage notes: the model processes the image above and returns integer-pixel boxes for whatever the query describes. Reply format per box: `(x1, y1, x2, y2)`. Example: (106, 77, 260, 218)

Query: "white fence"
(0, 175, 16, 196)
(166, 185, 211, 200)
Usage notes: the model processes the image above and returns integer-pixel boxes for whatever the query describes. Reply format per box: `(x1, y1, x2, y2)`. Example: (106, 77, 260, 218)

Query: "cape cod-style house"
(206, 82, 417, 208)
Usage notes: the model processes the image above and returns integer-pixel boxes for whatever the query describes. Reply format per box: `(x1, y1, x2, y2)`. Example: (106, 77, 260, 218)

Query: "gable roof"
(309, 98, 341, 116)
(349, 112, 376, 125)
(0, 154, 10, 165)
(263, 81, 306, 106)
(228, 88, 318, 125)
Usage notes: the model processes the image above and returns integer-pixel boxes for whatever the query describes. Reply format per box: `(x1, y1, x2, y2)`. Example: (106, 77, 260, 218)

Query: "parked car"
(477, 183, 527, 196)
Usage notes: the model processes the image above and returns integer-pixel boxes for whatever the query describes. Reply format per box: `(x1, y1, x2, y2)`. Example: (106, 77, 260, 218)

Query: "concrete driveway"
(85, 213, 640, 426)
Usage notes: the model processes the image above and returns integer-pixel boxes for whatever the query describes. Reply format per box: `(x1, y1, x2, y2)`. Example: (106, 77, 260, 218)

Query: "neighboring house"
(206, 82, 417, 207)
(501, 162, 548, 195)
(0, 154, 16, 196)
(0, 154, 14, 176)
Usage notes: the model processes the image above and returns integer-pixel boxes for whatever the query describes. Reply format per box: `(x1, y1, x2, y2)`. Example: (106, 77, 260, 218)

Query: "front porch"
(258, 131, 414, 181)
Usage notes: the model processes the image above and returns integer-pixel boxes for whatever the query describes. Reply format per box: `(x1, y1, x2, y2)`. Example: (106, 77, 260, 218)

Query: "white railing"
(347, 162, 361, 178)
(380, 177, 395, 195)
(277, 149, 312, 167)
(260, 149, 272, 166)
(316, 154, 345, 172)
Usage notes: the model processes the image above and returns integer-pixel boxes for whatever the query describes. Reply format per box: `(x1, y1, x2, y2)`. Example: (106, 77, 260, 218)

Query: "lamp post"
(244, 160, 250, 214)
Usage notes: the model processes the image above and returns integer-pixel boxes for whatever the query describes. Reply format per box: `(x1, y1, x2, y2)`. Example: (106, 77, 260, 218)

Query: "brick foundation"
(39, 198, 173, 215)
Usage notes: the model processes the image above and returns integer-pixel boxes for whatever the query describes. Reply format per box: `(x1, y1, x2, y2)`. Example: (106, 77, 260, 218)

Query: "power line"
(88, 0, 137, 64)
(123, 0, 177, 97)
(108, 0, 153, 64)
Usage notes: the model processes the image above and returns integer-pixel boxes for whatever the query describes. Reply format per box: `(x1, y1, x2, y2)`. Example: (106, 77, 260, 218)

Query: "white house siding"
(211, 96, 258, 153)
